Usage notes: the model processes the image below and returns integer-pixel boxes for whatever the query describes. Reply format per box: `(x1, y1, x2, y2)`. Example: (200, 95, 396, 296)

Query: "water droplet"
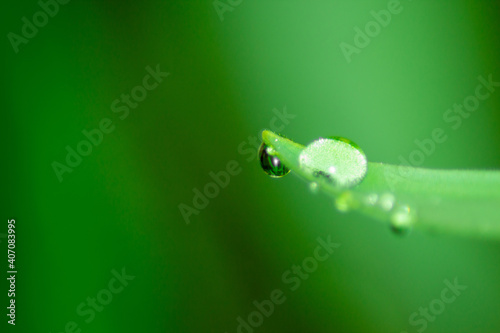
(299, 137, 367, 188)
(334, 191, 357, 212)
(259, 142, 290, 178)
(390, 204, 415, 236)
(309, 182, 319, 193)
(364, 193, 379, 206)
(379, 193, 395, 211)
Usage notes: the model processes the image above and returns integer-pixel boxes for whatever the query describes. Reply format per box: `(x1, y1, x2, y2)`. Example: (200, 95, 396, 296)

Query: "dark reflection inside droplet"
(390, 224, 411, 236)
(258, 142, 290, 178)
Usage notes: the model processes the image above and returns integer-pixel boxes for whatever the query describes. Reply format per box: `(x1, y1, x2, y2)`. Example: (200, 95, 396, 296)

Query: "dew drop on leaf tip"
(258, 142, 290, 178)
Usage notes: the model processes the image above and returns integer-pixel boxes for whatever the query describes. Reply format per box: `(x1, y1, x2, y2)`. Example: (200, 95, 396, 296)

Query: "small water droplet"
(309, 182, 319, 193)
(379, 193, 395, 211)
(259, 142, 290, 178)
(365, 193, 379, 206)
(299, 137, 367, 188)
(390, 204, 415, 236)
(334, 191, 357, 212)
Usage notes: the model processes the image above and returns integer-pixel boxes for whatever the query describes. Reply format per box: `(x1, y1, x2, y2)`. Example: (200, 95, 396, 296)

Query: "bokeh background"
(3, 0, 500, 332)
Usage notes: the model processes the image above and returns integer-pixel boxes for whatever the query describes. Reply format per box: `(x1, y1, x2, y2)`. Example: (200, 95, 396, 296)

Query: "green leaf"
(262, 130, 500, 240)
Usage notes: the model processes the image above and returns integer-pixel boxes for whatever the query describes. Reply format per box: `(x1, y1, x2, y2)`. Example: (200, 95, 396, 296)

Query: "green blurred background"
(3, 0, 500, 332)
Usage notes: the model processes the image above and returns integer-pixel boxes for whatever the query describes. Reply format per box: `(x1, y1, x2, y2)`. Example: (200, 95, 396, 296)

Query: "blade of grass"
(262, 130, 500, 240)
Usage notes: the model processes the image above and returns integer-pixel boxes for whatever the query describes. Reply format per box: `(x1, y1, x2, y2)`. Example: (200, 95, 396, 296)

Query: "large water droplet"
(259, 142, 290, 178)
(299, 137, 367, 188)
